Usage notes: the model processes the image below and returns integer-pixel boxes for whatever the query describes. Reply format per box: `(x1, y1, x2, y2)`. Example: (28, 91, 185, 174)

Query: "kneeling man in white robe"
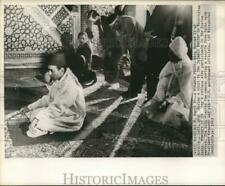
(20, 53, 86, 138)
(143, 36, 193, 128)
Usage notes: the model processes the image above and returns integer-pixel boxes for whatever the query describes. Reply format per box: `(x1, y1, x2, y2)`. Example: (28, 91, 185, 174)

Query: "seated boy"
(76, 32, 96, 86)
(20, 52, 86, 138)
(76, 32, 92, 70)
(60, 32, 96, 86)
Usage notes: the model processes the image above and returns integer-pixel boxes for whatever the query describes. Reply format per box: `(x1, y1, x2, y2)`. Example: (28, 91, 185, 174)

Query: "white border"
(1, 1, 225, 185)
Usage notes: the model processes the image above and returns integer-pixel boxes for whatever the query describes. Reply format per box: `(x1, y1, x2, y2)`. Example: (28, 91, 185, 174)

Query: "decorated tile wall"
(4, 5, 117, 63)
(38, 5, 59, 17)
(39, 5, 73, 34)
(52, 6, 70, 26)
(4, 5, 60, 53)
(58, 17, 73, 33)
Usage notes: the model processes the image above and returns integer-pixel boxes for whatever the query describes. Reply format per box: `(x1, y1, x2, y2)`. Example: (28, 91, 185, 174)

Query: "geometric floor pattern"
(4, 69, 192, 158)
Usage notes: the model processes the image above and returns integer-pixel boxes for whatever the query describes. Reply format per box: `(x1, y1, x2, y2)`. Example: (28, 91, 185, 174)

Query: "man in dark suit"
(112, 15, 149, 98)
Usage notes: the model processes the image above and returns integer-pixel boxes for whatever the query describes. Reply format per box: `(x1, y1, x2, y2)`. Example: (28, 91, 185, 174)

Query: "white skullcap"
(169, 36, 188, 59)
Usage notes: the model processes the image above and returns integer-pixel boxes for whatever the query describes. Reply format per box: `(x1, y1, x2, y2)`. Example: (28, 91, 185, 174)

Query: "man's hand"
(144, 31, 157, 39)
(19, 106, 30, 114)
(118, 54, 130, 67)
(142, 99, 161, 119)
(159, 100, 169, 111)
(44, 72, 52, 84)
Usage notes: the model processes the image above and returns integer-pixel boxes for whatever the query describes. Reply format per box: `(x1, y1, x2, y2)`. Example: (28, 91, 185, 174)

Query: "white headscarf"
(169, 36, 188, 59)
(159, 36, 193, 108)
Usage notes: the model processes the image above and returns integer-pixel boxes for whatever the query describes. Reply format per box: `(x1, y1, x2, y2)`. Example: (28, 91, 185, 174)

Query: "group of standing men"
(87, 5, 193, 129)
(87, 5, 192, 99)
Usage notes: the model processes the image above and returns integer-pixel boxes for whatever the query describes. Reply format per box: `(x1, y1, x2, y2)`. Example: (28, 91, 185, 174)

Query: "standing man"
(112, 15, 149, 98)
(87, 9, 122, 86)
(20, 52, 86, 138)
(144, 5, 178, 99)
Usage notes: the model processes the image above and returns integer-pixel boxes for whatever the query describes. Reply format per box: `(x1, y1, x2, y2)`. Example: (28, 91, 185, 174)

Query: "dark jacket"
(76, 43, 92, 65)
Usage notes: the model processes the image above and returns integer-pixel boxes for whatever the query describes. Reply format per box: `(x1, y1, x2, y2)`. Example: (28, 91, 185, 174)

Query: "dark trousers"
(127, 59, 146, 97)
(104, 48, 122, 83)
(146, 46, 169, 99)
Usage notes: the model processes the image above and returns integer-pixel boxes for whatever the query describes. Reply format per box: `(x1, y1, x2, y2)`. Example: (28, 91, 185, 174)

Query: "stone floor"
(4, 68, 192, 158)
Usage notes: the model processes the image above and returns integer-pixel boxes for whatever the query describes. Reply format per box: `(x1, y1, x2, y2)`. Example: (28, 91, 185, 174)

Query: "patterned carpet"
(4, 69, 192, 158)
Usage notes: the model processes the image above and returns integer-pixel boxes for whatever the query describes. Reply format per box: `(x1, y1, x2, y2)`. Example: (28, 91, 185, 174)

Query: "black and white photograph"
(4, 4, 193, 158)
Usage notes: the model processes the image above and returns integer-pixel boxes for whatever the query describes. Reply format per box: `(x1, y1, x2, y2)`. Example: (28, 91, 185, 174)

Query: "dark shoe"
(83, 79, 95, 86)
(82, 71, 97, 87)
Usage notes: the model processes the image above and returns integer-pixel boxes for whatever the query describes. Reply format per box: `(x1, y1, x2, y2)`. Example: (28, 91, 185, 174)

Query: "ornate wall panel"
(4, 5, 116, 67)
(4, 5, 80, 68)
(4, 5, 60, 53)
(38, 5, 59, 17)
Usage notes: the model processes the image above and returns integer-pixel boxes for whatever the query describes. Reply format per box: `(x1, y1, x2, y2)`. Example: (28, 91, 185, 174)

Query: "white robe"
(144, 55, 193, 127)
(26, 68, 86, 132)
(157, 55, 193, 108)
